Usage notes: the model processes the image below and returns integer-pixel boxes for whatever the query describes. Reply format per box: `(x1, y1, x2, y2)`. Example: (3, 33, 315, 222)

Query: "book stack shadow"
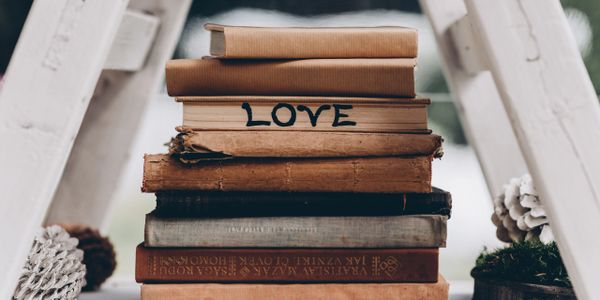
(136, 23, 452, 299)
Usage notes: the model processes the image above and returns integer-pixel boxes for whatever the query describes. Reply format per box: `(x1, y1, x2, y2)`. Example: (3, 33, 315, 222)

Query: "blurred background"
(0, 0, 596, 281)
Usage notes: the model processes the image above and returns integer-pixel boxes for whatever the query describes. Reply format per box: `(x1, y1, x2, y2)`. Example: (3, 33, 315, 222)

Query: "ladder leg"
(45, 0, 192, 230)
(0, 0, 128, 297)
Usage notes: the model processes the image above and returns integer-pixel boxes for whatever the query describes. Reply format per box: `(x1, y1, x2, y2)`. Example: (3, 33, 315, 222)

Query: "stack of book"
(136, 24, 451, 299)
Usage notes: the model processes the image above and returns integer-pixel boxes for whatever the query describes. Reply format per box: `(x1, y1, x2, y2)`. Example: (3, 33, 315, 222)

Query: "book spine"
(144, 214, 447, 248)
(142, 154, 432, 193)
(217, 27, 418, 59)
(136, 246, 438, 283)
(153, 190, 451, 218)
(141, 278, 449, 300)
(170, 130, 443, 160)
(165, 58, 415, 97)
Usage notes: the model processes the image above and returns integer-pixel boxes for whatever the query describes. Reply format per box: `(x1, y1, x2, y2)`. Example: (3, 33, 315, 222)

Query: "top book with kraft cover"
(206, 23, 418, 59)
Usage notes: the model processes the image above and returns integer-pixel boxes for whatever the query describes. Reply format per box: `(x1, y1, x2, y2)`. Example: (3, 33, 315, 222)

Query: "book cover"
(170, 129, 442, 162)
(142, 154, 432, 193)
(144, 214, 447, 248)
(165, 58, 415, 97)
(206, 23, 418, 59)
(177, 96, 429, 133)
(153, 188, 452, 218)
(141, 276, 449, 300)
(136, 245, 438, 283)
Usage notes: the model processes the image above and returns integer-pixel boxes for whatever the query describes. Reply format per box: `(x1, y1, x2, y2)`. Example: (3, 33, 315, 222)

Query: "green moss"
(471, 241, 571, 288)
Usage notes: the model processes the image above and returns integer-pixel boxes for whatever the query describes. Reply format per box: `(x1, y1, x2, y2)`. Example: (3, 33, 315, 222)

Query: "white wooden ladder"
(0, 0, 190, 297)
(1, 0, 599, 299)
(422, 0, 600, 299)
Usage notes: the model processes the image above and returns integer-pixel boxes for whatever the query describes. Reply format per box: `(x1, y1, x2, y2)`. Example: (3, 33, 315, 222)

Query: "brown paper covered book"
(206, 23, 418, 59)
(135, 245, 438, 283)
(141, 276, 448, 300)
(177, 96, 429, 133)
(170, 129, 442, 161)
(165, 58, 415, 97)
(142, 154, 432, 193)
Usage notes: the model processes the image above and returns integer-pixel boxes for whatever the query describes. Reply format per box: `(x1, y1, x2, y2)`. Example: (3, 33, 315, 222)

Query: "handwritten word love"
(241, 102, 357, 127)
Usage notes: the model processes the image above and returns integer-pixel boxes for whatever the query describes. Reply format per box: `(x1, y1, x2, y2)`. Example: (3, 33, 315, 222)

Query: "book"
(144, 214, 447, 248)
(141, 276, 449, 300)
(142, 154, 432, 193)
(165, 58, 415, 97)
(206, 23, 418, 59)
(176, 96, 429, 133)
(170, 130, 443, 162)
(135, 245, 438, 283)
(141, 275, 448, 300)
(153, 188, 452, 218)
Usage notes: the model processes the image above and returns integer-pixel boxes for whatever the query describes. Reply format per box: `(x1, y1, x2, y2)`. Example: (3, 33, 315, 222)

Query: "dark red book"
(135, 244, 438, 283)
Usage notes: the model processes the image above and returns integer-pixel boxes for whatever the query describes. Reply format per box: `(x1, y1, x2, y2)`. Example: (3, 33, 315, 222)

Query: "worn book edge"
(169, 128, 443, 162)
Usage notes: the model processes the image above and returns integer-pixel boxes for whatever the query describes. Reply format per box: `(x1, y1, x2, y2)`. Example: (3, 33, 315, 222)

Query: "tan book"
(141, 276, 449, 300)
(177, 96, 429, 133)
(165, 58, 415, 97)
(206, 23, 418, 59)
(170, 129, 443, 162)
(142, 154, 432, 193)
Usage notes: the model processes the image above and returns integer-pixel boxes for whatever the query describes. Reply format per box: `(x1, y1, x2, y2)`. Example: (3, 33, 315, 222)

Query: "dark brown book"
(165, 58, 415, 97)
(153, 188, 452, 218)
(142, 154, 433, 193)
(135, 245, 438, 283)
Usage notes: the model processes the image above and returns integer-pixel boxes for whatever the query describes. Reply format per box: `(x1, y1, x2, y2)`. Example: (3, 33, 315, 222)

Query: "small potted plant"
(471, 175, 575, 300)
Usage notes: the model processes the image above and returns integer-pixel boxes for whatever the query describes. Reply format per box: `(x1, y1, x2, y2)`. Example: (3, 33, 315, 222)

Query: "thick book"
(177, 96, 429, 133)
(153, 188, 452, 218)
(135, 245, 438, 283)
(142, 154, 432, 193)
(165, 58, 415, 97)
(141, 276, 448, 300)
(144, 214, 447, 248)
(206, 23, 418, 59)
(170, 129, 443, 162)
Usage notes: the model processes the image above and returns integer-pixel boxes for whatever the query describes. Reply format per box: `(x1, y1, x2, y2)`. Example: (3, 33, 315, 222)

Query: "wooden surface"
(464, 0, 600, 298)
(104, 10, 160, 71)
(0, 0, 128, 297)
(45, 0, 191, 230)
(420, 0, 528, 197)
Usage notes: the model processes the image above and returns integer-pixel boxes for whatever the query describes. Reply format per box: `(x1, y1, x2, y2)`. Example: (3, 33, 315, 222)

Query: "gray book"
(144, 213, 447, 248)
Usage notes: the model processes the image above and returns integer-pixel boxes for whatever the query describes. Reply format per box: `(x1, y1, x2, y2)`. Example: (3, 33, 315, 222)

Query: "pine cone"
(62, 224, 116, 291)
(492, 174, 554, 244)
(13, 225, 86, 300)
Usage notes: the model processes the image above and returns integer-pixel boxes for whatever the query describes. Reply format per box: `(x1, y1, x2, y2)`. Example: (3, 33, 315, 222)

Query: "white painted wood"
(45, 0, 191, 230)
(449, 16, 488, 75)
(104, 10, 160, 71)
(0, 0, 128, 297)
(464, 0, 600, 298)
(420, 0, 528, 197)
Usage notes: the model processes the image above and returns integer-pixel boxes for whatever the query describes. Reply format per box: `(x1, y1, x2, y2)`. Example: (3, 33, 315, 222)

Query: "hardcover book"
(135, 245, 439, 283)
(165, 58, 415, 97)
(153, 188, 452, 218)
(142, 154, 433, 193)
(207, 23, 418, 59)
(144, 214, 447, 248)
(170, 129, 442, 162)
(177, 96, 429, 133)
(141, 276, 449, 300)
